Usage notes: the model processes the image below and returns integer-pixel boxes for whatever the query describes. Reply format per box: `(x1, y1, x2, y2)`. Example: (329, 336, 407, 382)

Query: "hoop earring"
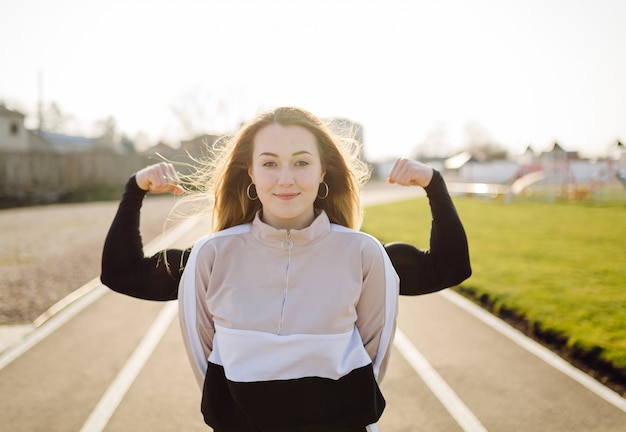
(317, 181, 329, 199)
(246, 183, 258, 200)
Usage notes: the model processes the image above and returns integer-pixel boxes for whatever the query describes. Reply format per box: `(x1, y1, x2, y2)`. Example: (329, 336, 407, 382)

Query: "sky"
(1, 0, 626, 161)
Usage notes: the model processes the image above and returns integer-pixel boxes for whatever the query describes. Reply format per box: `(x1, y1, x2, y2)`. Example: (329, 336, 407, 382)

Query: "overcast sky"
(2, 0, 625, 160)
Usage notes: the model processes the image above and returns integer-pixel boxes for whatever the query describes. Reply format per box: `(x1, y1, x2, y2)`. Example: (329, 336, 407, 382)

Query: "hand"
(387, 157, 434, 188)
(135, 162, 184, 195)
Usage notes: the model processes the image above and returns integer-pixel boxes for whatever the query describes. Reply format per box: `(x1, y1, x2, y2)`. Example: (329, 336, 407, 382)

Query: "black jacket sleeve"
(385, 170, 472, 296)
(100, 176, 190, 301)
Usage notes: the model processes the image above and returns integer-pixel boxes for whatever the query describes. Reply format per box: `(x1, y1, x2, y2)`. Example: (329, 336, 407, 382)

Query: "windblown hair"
(179, 106, 370, 232)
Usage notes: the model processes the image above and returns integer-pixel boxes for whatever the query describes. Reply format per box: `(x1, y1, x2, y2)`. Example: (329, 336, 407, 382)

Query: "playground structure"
(444, 142, 626, 202)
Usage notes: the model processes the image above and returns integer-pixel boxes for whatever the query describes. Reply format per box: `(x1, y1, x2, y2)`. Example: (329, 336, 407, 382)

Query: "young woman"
(100, 109, 472, 431)
(175, 107, 395, 431)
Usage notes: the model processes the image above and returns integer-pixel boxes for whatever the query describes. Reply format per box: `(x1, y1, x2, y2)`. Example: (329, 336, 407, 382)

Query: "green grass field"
(361, 195, 626, 373)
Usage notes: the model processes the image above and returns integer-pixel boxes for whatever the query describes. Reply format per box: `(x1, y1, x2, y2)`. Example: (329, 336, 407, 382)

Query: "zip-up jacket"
(178, 210, 399, 431)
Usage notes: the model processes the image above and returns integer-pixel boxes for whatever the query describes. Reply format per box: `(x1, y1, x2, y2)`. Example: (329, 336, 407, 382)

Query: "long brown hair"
(182, 107, 370, 232)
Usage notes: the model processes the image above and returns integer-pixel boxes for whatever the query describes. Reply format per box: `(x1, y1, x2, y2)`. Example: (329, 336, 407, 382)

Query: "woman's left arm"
(384, 158, 471, 296)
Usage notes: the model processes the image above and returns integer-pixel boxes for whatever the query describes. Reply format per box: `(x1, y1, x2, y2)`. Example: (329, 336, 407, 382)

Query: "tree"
(170, 87, 231, 138)
(464, 122, 508, 161)
(412, 122, 453, 159)
(93, 115, 117, 141)
(41, 102, 75, 133)
(92, 115, 119, 151)
(119, 134, 136, 154)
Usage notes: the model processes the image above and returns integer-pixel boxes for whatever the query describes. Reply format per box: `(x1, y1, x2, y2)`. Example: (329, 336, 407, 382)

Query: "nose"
(277, 166, 295, 186)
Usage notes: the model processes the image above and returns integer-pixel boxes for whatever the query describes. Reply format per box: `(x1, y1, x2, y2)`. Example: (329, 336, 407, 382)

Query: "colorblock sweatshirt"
(178, 210, 399, 431)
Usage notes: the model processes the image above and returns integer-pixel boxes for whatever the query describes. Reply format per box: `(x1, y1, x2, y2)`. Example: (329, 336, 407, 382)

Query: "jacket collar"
(250, 209, 330, 248)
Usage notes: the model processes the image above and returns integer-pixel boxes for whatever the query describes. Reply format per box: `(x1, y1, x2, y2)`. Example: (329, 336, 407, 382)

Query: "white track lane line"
(439, 289, 626, 413)
(0, 281, 108, 370)
(0, 216, 200, 370)
(394, 328, 489, 432)
(79, 301, 178, 432)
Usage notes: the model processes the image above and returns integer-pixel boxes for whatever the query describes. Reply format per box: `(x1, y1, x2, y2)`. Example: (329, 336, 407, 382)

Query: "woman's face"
(249, 123, 325, 230)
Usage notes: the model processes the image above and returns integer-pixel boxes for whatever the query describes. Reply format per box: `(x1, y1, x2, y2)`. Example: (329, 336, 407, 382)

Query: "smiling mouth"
(274, 193, 299, 200)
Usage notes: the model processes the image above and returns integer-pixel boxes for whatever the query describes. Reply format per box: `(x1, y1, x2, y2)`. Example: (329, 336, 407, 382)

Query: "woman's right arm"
(100, 163, 188, 301)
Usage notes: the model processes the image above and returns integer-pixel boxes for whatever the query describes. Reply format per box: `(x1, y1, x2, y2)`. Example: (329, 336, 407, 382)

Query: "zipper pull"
(281, 229, 293, 251)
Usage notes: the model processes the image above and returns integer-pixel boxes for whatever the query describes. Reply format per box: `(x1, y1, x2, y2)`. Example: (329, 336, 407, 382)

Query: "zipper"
(278, 229, 293, 335)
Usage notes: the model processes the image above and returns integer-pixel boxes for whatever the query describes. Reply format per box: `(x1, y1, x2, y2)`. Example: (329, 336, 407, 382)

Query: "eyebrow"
(258, 151, 313, 157)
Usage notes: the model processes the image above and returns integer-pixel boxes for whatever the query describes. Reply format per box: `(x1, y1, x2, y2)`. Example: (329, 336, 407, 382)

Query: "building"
(180, 133, 223, 159)
(0, 105, 49, 152)
(0, 105, 28, 151)
(0, 104, 118, 153)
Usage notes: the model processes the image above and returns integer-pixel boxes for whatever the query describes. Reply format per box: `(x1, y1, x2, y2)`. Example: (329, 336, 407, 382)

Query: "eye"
(295, 160, 310, 167)
(262, 161, 277, 167)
